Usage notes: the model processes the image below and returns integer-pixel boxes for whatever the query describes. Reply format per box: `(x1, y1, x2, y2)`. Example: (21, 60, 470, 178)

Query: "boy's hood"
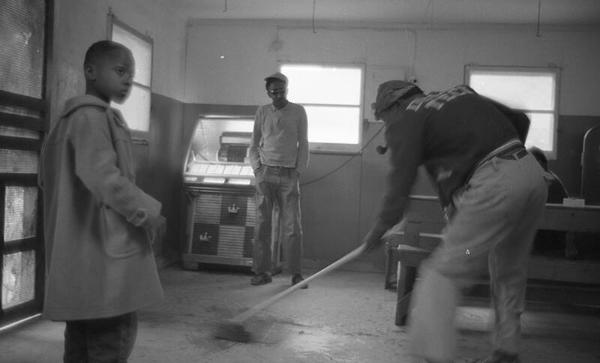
(61, 95, 110, 118)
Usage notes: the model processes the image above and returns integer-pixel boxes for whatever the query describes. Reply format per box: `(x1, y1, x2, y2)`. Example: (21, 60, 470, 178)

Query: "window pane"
(524, 112, 555, 152)
(469, 71, 556, 111)
(282, 65, 361, 105)
(0, 149, 38, 173)
(4, 186, 38, 242)
(112, 24, 152, 87)
(305, 106, 360, 144)
(2, 250, 36, 309)
(112, 85, 150, 132)
(0, 0, 45, 98)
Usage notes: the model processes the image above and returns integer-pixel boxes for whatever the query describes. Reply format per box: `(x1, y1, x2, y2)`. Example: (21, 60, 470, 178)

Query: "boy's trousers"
(64, 312, 137, 363)
(408, 152, 547, 362)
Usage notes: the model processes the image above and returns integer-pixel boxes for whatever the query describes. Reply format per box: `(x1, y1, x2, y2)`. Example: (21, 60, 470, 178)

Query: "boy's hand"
(144, 215, 166, 246)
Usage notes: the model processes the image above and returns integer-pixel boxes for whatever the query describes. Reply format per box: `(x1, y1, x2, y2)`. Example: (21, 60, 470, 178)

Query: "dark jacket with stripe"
(378, 85, 530, 229)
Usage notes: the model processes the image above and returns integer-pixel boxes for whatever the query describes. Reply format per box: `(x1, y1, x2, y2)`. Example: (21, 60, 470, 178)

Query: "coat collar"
(60, 95, 129, 129)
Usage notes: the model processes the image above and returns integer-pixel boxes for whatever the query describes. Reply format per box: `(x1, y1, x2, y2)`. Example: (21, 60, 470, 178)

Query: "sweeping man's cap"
(265, 72, 288, 84)
(373, 80, 422, 120)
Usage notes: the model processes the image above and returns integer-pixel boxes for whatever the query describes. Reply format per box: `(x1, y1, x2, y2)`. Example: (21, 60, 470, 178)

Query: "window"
(465, 65, 559, 158)
(108, 14, 152, 133)
(280, 64, 363, 153)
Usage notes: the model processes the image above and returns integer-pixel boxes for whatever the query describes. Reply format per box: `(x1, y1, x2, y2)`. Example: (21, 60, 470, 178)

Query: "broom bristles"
(213, 321, 252, 343)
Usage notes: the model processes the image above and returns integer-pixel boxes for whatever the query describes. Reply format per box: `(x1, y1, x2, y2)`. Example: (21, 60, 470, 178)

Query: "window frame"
(106, 12, 154, 138)
(464, 64, 560, 159)
(279, 62, 365, 154)
(0, 0, 53, 331)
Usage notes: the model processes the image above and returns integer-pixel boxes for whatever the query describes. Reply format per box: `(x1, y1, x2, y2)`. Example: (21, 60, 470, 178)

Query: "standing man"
(365, 81, 547, 363)
(248, 72, 309, 287)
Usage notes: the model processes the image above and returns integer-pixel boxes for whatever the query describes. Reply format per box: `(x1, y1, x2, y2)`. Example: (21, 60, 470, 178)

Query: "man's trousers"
(408, 152, 547, 362)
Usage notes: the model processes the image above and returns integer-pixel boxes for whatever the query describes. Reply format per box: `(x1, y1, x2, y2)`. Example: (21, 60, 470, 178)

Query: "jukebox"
(182, 116, 281, 271)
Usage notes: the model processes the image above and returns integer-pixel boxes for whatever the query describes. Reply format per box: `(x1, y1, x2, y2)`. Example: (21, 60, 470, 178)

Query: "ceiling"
(172, 0, 600, 26)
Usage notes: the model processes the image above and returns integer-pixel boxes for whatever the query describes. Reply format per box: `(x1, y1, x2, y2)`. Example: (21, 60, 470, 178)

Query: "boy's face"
(85, 47, 135, 104)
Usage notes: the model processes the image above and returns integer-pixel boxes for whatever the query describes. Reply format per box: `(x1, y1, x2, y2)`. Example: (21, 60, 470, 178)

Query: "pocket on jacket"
(101, 206, 145, 258)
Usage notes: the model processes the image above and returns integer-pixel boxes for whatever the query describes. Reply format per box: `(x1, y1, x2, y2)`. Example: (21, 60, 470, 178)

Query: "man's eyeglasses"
(267, 88, 286, 95)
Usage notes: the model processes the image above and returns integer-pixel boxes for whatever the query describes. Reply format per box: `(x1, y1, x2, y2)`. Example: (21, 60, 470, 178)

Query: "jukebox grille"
(217, 225, 253, 258)
(188, 191, 255, 261)
(194, 194, 221, 224)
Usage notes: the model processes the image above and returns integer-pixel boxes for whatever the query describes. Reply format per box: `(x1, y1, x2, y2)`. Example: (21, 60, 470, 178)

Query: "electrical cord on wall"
(301, 123, 386, 187)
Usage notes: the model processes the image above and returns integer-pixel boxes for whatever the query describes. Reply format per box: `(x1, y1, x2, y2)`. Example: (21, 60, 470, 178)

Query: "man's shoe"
(292, 274, 308, 289)
(471, 350, 520, 363)
(250, 272, 272, 286)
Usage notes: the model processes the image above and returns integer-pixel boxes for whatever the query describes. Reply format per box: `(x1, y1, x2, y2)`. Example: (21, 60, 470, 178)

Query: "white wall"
(184, 21, 600, 117)
(50, 0, 187, 121)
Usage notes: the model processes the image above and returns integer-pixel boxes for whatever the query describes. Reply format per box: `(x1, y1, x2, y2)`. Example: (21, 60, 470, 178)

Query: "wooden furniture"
(386, 195, 600, 326)
(383, 196, 444, 290)
(383, 195, 444, 325)
(530, 202, 600, 284)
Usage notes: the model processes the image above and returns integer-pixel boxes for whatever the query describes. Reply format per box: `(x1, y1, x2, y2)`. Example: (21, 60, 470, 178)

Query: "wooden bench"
(382, 195, 445, 325)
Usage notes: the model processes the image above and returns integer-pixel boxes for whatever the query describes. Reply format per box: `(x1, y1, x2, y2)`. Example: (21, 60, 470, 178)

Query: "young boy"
(40, 40, 165, 362)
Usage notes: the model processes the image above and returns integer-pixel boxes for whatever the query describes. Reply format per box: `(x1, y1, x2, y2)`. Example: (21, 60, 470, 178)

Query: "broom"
(214, 242, 369, 342)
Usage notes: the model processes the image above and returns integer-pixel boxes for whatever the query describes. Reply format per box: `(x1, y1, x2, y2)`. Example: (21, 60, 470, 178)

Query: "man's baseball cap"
(373, 80, 422, 120)
(265, 72, 288, 84)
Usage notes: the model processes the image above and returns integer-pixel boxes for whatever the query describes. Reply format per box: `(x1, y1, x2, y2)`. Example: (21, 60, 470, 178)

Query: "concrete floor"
(1, 266, 600, 363)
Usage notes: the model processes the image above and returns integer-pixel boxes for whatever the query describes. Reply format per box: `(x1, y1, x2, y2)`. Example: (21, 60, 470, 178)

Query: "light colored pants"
(408, 153, 547, 362)
(253, 165, 303, 275)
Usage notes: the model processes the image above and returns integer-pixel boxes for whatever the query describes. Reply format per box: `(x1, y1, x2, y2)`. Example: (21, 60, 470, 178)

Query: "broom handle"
(230, 242, 368, 324)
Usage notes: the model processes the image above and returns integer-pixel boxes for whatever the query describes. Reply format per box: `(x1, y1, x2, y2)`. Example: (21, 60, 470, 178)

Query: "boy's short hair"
(84, 40, 128, 66)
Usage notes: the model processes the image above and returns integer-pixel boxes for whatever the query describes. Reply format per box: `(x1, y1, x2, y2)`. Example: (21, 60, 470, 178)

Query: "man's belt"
(497, 146, 528, 160)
